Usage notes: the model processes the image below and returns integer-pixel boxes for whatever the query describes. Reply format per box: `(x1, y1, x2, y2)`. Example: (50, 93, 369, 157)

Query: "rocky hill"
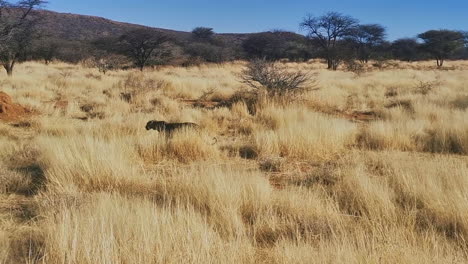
(29, 9, 249, 44)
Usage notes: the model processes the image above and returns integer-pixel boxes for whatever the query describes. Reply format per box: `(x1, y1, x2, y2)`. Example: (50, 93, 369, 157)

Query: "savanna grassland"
(1, 60, 468, 263)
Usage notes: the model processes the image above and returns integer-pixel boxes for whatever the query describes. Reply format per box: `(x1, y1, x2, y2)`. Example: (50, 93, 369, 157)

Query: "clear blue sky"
(47, 0, 468, 40)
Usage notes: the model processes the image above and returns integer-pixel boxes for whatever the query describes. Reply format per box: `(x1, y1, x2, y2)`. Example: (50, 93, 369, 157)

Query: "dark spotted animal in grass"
(145, 120, 199, 134)
(146, 120, 218, 144)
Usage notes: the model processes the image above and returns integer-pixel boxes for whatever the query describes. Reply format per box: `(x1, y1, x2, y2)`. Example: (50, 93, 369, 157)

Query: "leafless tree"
(0, 0, 46, 76)
(118, 28, 170, 71)
(301, 12, 358, 70)
(240, 59, 315, 97)
(0, 0, 45, 37)
(0, 23, 34, 75)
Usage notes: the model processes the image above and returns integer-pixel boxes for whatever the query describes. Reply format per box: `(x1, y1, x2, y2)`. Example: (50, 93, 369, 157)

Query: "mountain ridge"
(30, 9, 254, 44)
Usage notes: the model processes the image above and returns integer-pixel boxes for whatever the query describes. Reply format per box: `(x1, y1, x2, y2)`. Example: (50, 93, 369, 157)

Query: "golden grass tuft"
(254, 105, 357, 160)
(43, 193, 255, 264)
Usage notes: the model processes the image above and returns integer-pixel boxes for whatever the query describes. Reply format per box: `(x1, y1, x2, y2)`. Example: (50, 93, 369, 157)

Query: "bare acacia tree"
(301, 12, 358, 70)
(0, 23, 35, 75)
(118, 29, 170, 71)
(0, 0, 44, 36)
(0, 0, 46, 76)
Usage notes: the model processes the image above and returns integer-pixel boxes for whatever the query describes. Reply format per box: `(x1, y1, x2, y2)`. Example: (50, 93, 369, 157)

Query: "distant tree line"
(83, 13, 468, 71)
(0, 3, 467, 75)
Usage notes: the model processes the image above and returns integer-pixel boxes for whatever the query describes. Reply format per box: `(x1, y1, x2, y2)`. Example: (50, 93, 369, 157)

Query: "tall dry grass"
(0, 60, 467, 263)
(253, 103, 357, 160)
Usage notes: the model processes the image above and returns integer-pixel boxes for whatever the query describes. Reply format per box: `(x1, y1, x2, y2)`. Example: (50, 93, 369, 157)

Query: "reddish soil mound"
(0, 92, 32, 122)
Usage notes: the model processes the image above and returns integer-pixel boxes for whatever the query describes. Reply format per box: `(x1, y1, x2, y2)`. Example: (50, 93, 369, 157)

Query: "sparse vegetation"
(240, 59, 314, 97)
(0, 61, 467, 263)
(0, 1, 467, 263)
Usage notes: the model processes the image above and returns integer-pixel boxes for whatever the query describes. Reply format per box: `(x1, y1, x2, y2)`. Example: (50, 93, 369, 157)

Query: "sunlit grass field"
(1, 60, 468, 263)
